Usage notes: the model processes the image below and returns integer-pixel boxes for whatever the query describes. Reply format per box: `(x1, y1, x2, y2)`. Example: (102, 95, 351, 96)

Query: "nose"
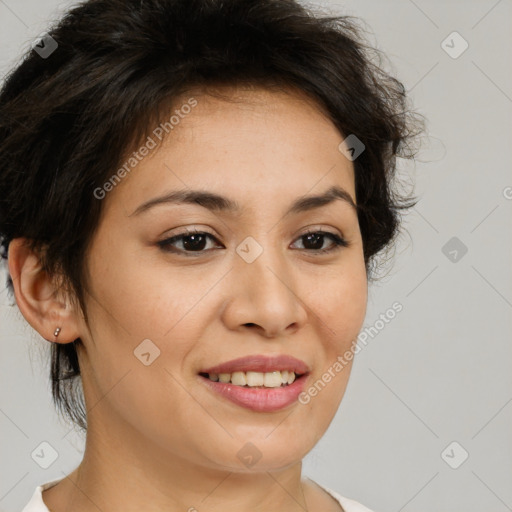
(220, 243, 308, 338)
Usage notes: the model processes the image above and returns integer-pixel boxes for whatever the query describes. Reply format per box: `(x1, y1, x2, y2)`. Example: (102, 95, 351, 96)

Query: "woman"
(0, 0, 423, 510)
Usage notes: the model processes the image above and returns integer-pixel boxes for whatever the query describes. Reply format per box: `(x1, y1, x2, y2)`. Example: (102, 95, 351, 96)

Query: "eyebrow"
(129, 185, 357, 217)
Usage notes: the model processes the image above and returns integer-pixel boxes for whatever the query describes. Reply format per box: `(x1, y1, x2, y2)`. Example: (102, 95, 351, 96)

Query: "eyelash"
(157, 228, 349, 256)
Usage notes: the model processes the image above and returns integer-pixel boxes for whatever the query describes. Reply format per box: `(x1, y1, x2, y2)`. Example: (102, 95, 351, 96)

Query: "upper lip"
(200, 354, 310, 375)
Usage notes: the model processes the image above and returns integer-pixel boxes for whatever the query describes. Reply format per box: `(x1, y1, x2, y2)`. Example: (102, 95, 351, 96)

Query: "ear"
(7, 238, 81, 344)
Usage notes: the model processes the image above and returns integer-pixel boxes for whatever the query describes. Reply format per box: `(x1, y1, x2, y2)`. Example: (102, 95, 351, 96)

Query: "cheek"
(86, 235, 201, 341)
(297, 260, 367, 414)
(312, 262, 368, 350)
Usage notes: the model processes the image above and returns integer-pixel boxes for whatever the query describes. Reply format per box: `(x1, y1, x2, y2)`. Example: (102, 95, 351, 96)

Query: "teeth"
(246, 371, 264, 387)
(205, 370, 298, 387)
(264, 371, 282, 388)
(231, 371, 247, 386)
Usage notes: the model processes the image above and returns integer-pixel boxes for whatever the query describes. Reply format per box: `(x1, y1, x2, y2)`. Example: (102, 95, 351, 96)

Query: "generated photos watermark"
(93, 97, 198, 200)
(298, 301, 403, 404)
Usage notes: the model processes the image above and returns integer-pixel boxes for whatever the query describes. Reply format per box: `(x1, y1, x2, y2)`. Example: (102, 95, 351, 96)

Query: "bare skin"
(9, 85, 367, 512)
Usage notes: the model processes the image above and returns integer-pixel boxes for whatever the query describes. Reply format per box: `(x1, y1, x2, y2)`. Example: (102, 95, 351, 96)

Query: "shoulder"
(314, 481, 376, 512)
(20, 478, 62, 512)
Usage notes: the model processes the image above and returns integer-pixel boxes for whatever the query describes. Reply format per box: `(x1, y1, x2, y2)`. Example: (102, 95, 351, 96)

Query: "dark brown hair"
(0, 0, 424, 431)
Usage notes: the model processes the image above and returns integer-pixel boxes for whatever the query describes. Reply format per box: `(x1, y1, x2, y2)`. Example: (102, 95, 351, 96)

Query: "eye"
(157, 228, 221, 255)
(157, 228, 349, 256)
(291, 229, 349, 254)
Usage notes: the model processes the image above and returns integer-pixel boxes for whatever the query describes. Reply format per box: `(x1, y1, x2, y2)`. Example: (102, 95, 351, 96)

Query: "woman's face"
(77, 86, 368, 472)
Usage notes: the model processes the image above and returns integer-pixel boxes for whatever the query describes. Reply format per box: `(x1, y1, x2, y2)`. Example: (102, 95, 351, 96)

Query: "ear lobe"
(7, 238, 81, 344)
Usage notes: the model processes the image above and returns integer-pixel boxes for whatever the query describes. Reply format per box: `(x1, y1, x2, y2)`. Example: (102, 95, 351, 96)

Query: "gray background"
(1, 1, 511, 511)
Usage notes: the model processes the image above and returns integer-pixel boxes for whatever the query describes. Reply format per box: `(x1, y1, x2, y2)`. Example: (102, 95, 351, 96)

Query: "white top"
(21, 477, 375, 512)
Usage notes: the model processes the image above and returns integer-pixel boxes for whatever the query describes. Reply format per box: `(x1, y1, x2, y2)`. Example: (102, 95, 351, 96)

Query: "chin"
(217, 427, 319, 472)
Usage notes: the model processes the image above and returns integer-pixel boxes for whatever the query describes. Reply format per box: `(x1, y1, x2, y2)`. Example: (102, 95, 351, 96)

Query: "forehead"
(104, 85, 356, 217)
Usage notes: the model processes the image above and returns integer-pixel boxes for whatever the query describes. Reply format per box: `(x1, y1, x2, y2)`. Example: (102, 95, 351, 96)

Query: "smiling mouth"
(198, 370, 306, 388)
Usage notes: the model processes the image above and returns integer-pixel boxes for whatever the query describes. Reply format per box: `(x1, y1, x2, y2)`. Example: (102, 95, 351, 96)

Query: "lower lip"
(198, 374, 308, 412)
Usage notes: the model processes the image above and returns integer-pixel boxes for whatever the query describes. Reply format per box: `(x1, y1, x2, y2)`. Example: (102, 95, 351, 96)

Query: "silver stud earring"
(53, 327, 61, 337)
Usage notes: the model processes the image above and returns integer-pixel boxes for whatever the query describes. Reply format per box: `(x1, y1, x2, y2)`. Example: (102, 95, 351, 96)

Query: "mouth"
(197, 354, 310, 412)
(198, 370, 306, 388)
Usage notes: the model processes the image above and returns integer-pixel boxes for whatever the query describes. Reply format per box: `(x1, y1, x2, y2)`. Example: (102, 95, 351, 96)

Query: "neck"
(43, 416, 315, 512)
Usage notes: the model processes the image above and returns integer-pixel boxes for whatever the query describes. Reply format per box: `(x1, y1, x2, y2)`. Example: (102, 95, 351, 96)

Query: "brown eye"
(292, 230, 349, 254)
(157, 228, 348, 257)
(157, 230, 221, 255)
